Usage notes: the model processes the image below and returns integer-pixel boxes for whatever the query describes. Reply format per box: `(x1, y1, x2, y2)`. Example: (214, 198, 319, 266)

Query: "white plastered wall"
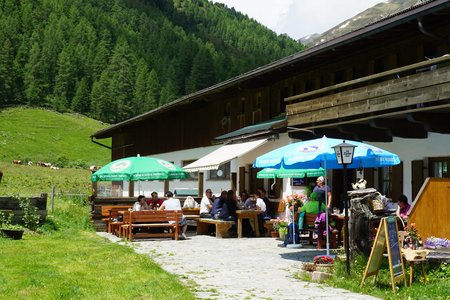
(369, 132, 450, 201)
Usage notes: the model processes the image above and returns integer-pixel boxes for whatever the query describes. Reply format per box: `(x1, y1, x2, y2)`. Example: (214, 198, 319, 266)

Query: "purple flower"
(424, 237, 450, 249)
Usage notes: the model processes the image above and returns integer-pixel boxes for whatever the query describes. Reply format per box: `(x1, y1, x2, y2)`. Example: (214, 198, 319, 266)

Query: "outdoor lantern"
(333, 140, 356, 275)
(333, 141, 356, 165)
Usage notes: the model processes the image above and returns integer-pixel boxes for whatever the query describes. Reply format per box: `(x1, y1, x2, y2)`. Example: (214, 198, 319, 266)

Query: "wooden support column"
(164, 180, 169, 194)
(91, 181, 98, 196)
(128, 181, 134, 198)
(198, 172, 204, 197)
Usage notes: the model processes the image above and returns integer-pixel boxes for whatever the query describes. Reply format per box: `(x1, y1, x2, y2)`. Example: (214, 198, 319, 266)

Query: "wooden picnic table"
(236, 209, 263, 238)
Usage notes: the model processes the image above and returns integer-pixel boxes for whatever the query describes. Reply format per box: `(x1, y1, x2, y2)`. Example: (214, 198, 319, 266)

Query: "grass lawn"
(299, 253, 450, 300)
(0, 230, 196, 299)
(0, 164, 196, 299)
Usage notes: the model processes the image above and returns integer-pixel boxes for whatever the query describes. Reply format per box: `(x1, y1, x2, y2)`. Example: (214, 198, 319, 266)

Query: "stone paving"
(98, 232, 380, 300)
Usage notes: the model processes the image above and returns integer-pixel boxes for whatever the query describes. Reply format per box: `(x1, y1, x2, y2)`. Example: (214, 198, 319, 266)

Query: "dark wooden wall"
(0, 194, 47, 224)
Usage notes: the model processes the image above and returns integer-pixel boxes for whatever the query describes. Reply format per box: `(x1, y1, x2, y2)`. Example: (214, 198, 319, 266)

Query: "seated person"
(183, 196, 199, 209)
(147, 191, 164, 210)
(211, 190, 227, 219)
(396, 194, 411, 226)
(218, 190, 238, 221)
(255, 189, 270, 233)
(159, 191, 187, 240)
(243, 193, 255, 209)
(200, 188, 214, 218)
(298, 192, 327, 230)
(237, 190, 249, 209)
(133, 195, 149, 211)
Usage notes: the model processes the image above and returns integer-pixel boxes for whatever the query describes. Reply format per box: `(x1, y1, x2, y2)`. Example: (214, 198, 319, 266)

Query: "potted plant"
(0, 212, 25, 240)
(313, 255, 334, 272)
(273, 220, 288, 240)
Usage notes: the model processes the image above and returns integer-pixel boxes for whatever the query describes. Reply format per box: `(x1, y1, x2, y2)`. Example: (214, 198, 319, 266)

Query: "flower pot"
(270, 230, 279, 238)
(279, 229, 287, 241)
(1, 229, 24, 240)
(315, 263, 334, 273)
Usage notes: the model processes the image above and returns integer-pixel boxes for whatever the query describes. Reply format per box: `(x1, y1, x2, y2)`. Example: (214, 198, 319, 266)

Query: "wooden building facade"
(92, 1, 450, 206)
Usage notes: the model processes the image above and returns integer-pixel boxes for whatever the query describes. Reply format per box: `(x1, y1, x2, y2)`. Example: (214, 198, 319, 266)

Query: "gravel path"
(98, 232, 379, 300)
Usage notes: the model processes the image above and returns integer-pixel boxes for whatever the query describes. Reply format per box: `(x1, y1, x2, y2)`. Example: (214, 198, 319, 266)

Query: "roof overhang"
(183, 139, 268, 172)
(91, 0, 450, 140)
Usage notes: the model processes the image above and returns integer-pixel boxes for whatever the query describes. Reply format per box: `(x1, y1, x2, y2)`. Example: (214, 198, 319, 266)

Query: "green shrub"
(18, 196, 41, 231)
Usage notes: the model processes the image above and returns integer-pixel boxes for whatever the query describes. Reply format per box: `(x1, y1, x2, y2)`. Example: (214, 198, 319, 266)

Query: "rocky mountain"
(300, 0, 422, 46)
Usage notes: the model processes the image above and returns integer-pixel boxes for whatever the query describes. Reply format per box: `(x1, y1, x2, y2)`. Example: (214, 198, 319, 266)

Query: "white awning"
(183, 139, 268, 172)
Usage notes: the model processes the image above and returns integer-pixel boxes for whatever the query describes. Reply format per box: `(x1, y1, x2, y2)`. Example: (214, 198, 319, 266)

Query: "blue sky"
(211, 0, 384, 39)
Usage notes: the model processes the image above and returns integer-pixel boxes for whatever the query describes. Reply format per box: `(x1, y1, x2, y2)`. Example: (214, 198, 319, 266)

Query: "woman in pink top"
(396, 194, 411, 224)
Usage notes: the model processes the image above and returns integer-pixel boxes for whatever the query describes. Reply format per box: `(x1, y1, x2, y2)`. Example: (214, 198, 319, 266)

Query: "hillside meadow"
(0, 107, 111, 167)
(0, 108, 196, 299)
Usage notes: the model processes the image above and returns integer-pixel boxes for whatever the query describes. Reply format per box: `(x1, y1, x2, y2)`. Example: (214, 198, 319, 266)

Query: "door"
(411, 160, 424, 202)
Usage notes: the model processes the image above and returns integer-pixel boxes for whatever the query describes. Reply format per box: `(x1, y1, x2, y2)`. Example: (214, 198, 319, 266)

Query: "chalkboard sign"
(387, 216, 403, 277)
(361, 217, 406, 292)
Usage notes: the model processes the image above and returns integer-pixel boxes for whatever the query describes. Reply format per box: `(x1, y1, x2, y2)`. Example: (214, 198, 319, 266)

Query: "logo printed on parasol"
(157, 159, 176, 170)
(110, 160, 131, 172)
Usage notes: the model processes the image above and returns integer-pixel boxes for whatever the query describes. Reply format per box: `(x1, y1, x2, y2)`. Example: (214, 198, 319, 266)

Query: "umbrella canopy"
(253, 136, 400, 170)
(91, 156, 189, 182)
(257, 167, 325, 179)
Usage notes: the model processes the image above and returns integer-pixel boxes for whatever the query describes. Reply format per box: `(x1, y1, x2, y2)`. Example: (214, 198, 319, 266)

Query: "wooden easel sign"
(360, 216, 406, 292)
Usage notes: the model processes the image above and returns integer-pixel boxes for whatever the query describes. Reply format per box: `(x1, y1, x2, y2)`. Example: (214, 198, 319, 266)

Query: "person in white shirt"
(159, 191, 187, 240)
(199, 188, 214, 218)
(132, 195, 149, 211)
(255, 188, 269, 234)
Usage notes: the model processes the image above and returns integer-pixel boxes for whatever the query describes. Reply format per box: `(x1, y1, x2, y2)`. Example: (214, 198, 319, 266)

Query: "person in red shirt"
(147, 191, 164, 210)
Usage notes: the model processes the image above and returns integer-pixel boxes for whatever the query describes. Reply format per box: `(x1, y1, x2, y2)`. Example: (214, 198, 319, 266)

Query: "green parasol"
(91, 156, 189, 182)
(257, 166, 325, 179)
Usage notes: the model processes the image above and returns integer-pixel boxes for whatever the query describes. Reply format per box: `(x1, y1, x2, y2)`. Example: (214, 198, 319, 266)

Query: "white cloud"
(211, 0, 384, 39)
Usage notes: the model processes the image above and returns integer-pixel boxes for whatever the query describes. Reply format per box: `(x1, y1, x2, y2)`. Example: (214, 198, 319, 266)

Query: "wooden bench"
(182, 208, 200, 227)
(121, 210, 184, 241)
(100, 205, 132, 234)
(302, 213, 338, 249)
(197, 218, 235, 238)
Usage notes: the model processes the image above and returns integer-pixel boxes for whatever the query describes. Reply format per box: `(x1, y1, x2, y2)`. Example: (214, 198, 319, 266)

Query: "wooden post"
(198, 172, 204, 198)
(128, 181, 134, 197)
(164, 180, 169, 194)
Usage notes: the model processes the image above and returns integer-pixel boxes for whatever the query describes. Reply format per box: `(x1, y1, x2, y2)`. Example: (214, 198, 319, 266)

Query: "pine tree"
(133, 59, 149, 115)
(0, 37, 15, 105)
(52, 46, 77, 111)
(145, 69, 160, 110)
(159, 79, 178, 106)
(72, 78, 90, 114)
(107, 40, 136, 122)
(24, 42, 45, 106)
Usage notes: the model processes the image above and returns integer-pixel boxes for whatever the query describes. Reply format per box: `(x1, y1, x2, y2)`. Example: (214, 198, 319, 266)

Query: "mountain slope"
(0, 0, 304, 124)
(0, 107, 110, 166)
(301, 0, 420, 46)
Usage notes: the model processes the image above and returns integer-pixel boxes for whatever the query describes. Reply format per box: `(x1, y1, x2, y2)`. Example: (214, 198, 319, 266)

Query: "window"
(182, 160, 198, 180)
(429, 157, 449, 178)
(379, 166, 392, 196)
(208, 162, 231, 180)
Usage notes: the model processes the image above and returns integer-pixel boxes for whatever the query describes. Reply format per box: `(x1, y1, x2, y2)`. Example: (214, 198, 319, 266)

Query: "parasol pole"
(324, 155, 330, 256)
(286, 177, 301, 248)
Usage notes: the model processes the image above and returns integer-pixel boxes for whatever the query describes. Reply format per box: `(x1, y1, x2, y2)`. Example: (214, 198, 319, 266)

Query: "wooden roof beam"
(337, 124, 393, 142)
(407, 112, 450, 134)
(369, 118, 428, 139)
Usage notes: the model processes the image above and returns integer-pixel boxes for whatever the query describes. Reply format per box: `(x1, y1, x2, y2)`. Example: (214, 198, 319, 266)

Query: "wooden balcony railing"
(286, 55, 450, 127)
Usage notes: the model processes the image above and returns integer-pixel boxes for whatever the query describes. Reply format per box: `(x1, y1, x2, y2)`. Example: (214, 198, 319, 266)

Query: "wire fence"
(48, 186, 90, 212)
